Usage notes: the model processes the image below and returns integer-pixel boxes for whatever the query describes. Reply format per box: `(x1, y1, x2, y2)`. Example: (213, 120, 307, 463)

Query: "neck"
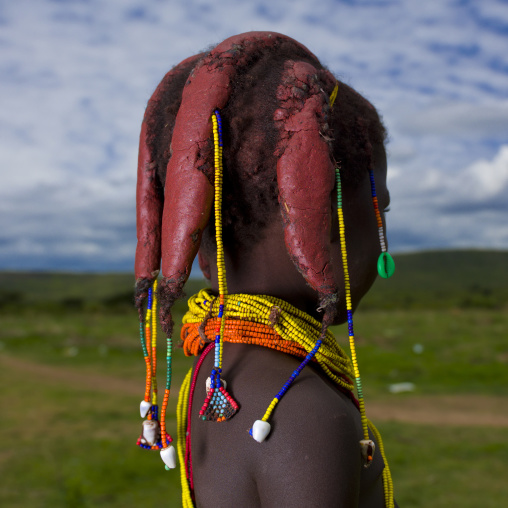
(206, 221, 322, 320)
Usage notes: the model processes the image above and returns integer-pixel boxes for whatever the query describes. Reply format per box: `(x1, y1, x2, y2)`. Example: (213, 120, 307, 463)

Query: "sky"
(1, 0, 507, 272)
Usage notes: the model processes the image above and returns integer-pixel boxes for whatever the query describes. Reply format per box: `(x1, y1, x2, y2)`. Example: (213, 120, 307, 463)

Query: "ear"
(198, 250, 211, 280)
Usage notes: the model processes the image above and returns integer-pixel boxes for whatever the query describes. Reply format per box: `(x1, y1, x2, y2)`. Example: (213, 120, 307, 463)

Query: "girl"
(135, 32, 396, 507)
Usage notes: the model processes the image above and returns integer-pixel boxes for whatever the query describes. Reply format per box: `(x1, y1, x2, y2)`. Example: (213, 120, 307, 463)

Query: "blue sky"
(1, 0, 507, 271)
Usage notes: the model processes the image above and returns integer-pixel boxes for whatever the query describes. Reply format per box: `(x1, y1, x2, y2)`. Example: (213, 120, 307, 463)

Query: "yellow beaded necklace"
(183, 288, 355, 393)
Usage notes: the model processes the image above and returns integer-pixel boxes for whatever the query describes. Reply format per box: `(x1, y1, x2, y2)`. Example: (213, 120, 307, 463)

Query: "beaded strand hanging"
(136, 280, 176, 469)
(335, 166, 376, 466)
(338, 164, 395, 505)
(248, 308, 327, 443)
(198, 110, 239, 422)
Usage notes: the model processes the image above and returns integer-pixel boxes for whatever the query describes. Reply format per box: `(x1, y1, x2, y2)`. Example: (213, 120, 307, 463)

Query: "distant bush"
(101, 291, 135, 308)
(1, 251, 507, 311)
(60, 297, 85, 310)
(0, 290, 24, 309)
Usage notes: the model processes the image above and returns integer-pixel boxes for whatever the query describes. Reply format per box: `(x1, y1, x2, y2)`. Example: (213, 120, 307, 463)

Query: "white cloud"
(397, 101, 508, 137)
(387, 144, 508, 251)
(0, 0, 507, 269)
(463, 145, 508, 199)
(472, 0, 508, 26)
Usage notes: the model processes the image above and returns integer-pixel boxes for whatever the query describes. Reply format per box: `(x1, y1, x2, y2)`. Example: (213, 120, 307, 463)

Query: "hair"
(135, 32, 387, 336)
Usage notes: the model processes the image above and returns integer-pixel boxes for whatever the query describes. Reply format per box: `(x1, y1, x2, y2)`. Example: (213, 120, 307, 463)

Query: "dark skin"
(190, 148, 397, 507)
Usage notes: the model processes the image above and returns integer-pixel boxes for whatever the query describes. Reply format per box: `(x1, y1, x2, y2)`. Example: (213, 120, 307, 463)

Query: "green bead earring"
(369, 169, 395, 279)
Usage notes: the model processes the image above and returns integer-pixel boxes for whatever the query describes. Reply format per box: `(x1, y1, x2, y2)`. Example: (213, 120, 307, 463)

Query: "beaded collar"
(181, 289, 356, 396)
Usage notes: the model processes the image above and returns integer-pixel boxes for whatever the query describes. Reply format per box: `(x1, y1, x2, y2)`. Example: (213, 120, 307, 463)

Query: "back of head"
(135, 32, 387, 334)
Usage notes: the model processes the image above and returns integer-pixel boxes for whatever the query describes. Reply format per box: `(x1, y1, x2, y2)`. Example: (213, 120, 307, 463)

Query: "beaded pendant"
(198, 110, 239, 422)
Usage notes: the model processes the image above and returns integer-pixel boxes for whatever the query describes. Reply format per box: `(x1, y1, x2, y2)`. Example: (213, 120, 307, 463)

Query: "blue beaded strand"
(274, 338, 323, 399)
(369, 170, 377, 198)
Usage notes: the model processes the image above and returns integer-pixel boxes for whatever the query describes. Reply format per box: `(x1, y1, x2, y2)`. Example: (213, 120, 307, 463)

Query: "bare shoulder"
(190, 344, 386, 507)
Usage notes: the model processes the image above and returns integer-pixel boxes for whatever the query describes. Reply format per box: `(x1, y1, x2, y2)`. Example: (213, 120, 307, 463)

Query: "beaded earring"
(137, 280, 177, 469)
(369, 169, 395, 278)
(198, 109, 239, 422)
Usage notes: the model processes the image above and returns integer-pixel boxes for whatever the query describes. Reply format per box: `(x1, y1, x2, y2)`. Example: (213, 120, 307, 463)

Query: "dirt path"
(367, 395, 508, 427)
(2, 354, 508, 427)
(0, 353, 142, 396)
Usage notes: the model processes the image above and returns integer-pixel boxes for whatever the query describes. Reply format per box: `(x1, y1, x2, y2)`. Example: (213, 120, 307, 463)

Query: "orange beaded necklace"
(182, 317, 309, 359)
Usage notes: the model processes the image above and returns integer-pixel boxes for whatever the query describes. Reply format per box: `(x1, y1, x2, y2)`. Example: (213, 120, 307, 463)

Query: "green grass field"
(1, 250, 507, 507)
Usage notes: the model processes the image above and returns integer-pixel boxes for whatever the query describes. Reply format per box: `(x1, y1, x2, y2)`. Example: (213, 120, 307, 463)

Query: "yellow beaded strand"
(197, 110, 239, 423)
(336, 169, 370, 441)
(368, 419, 395, 508)
(177, 368, 193, 508)
(329, 82, 339, 108)
(336, 168, 394, 505)
(151, 280, 158, 406)
(261, 398, 279, 422)
(212, 112, 227, 368)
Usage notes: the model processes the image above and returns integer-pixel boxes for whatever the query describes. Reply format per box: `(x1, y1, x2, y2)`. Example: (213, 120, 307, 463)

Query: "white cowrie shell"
(160, 445, 177, 469)
(251, 420, 271, 443)
(140, 400, 151, 418)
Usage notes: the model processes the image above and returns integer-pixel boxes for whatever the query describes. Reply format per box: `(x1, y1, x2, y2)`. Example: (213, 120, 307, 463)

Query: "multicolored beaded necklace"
(182, 289, 356, 395)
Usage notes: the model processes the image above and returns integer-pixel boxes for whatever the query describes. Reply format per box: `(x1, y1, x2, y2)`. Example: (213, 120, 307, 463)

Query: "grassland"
(1, 250, 507, 507)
